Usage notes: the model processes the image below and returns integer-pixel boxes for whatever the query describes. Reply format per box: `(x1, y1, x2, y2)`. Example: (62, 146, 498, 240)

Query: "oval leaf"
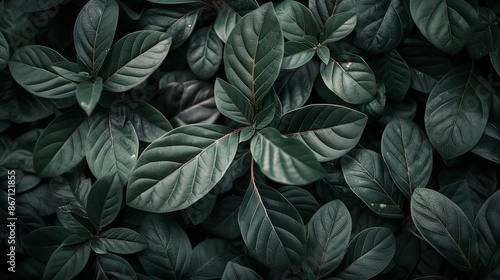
(126, 100, 172, 143)
(76, 77, 103, 116)
(187, 238, 239, 279)
(202, 196, 243, 240)
(222, 262, 264, 280)
(127, 124, 239, 213)
(466, 7, 500, 60)
(87, 173, 123, 230)
(320, 2, 357, 44)
(99, 228, 148, 254)
(42, 242, 91, 280)
(187, 26, 223, 80)
(375, 49, 411, 102)
(23, 226, 73, 263)
(93, 254, 137, 280)
(275, 0, 319, 42)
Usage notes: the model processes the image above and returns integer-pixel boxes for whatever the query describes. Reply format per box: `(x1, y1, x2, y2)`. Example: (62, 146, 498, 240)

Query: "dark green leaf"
(335, 227, 396, 279)
(74, 0, 119, 76)
(383, 231, 421, 279)
(381, 117, 433, 199)
(491, 47, 500, 76)
(411, 188, 479, 272)
(9, 46, 77, 98)
(424, 64, 493, 159)
(214, 78, 254, 126)
(275, 0, 319, 42)
(279, 104, 368, 162)
(185, 192, 217, 225)
(187, 26, 223, 80)
(86, 114, 139, 182)
(23, 226, 73, 262)
(99, 31, 172, 92)
(472, 121, 500, 163)
(33, 110, 90, 177)
(282, 40, 316, 70)
(375, 49, 411, 102)
(320, 2, 357, 44)
(321, 51, 377, 104)
(0, 31, 9, 70)
(342, 149, 406, 218)
(90, 237, 107, 254)
(99, 227, 147, 254)
(76, 77, 103, 116)
(202, 195, 243, 240)
(409, 0, 478, 54)
(42, 242, 91, 280)
(126, 100, 172, 143)
(213, 2, 241, 43)
(4, 0, 65, 12)
(18, 183, 59, 216)
(224, 3, 284, 107)
(222, 262, 264, 280)
(94, 254, 138, 280)
(440, 181, 474, 222)
(352, 83, 386, 119)
(50, 61, 91, 83)
(278, 186, 320, 222)
(399, 38, 453, 80)
(303, 200, 351, 278)
(239, 126, 256, 143)
(16, 258, 45, 280)
(317, 45, 331, 64)
(138, 215, 191, 280)
(474, 190, 500, 276)
(187, 238, 239, 279)
(467, 7, 500, 60)
(87, 173, 123, 229)
(251, 127, 326, 185)
(127, 124, 239, 213)
(309, 0, 356, 28)
(238, 180, 306, 271)
(57, 205, 93, 237)
(253, 89, 278, 129)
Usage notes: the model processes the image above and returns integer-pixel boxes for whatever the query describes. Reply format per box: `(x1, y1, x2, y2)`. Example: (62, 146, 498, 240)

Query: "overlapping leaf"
(319, 1, 357, 44)
(466, 7, 500, 60)
(0, 31, 8, 71)
(93, 254, 137, 280)
(42, 242, 91, 280)
(86, 173, 123, 230)
(274, 61, 318, 113)
(375, 49, 411, 102)
(76, 77, 102, 116)
(99, 228, 147, 254)
(275, 0, 318, 42)
(474, 190, 500, 276)
(222, 262, 264, 280)
(186, 238, 239, 279)
(126, 101, 172, 143)
(187, 26, 223, 80)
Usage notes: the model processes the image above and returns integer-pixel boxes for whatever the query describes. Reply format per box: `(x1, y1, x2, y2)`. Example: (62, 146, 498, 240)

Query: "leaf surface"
(187, 26, 223, 80)
(87, 173, 123, 229)
(43, 242, 91, 280)
(99, 228, 148, 254)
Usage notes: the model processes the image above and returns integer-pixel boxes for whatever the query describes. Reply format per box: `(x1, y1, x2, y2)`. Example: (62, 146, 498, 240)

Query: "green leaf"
(491, 47, 500, 76)
(320, 2, 357, 44)
(253, 89, 278, 129)
(213, 2, 242, 43)
(279, 104, 367, 162)
(424, 64, 493, 159)
(335, 227, 396, 280)
(282, 41, 316, 70)
(375, 49, 411, 102)
(187, 26, 223, 80)
(202, 195, 243, 240)
(9, 46, 77, 98)
(0, 31, 9, 70)
(467, 7, 500, 60)
(33, 110, 91, 177)
(50, 61, 91, 83)
(409, 0, 478, 55)
(138, 215, 191, 280)
(472, 121, 500, 163)
(76, 77, 103, 116)
(94, 254, 138, 280)
(86, 114, 139, 182)
(341, 149, 406, 218)
(320, 51, 377, 104)
(381, 117, 433, 199)
(354, 0, 412, 53)
(399, 38, 453, 80)
(317, 45, 331, 65)
(99, 227, 148, 254)
(222, 262, 264, 280)
(126, 101, 172, 143)
(309, 0, 356, 28)
(187, 238, 239, 279)
(4, 0, 66, 12)
(127, 124, 239, 213)
(23, 226, 73, 262)
(87, 173, 123, 230)
(411, 188, 479, 272)
(214, 78, 254, 126)
(251, 127, 326, 185)
(474, 190, 500, 276)
(238, 180, 306, 271)
(440, 181, 474, 222)
(303, 200, 351, 278)
(352, 83, 386, 119)
(275, 0, 319, 42)
(74, 0, 119, 76)
(185, 192, 217, 225)
(99, 31, 172, 92)
(278, 186, 320, 222)
(224, 3, 284, 107)
(42, 242, 91, 280)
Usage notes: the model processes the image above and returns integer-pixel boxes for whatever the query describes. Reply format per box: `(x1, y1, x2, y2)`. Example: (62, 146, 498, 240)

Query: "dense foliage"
(0, 0, 499, 279)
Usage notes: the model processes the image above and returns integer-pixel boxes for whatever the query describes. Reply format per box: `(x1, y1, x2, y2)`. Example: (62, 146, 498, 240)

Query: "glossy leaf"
(187, 26, 223, 80)
(9, 46, 77, 98)
(238, 180, 306, 271)
(0, 31, 8, 70)
(33, 111, 91, 177)
(126, 101, 172, 143)
(282, 41, 316, 70)
(23, 226, 73, 262)
(321, 51, 377, 104)
(99, 31, 172, 92)
(127, 124, 239, 213)
(472, 121, 500, 163)
(99, 228, 148, 254)
(304, 200, 352, 278)
(409, 0, 478, 54)
(381, 117, 433, 199)
(335, 227, 396, 280)
(213, 2, 241, 43)
(424, 64, 493, 159)
(375, 49, 411, 102)
(214, 78, 254, 125)
(440, 181, 474, 222)
(275, 0, 319, 42)
(251, 127, 326, 185)
(222, 262, 264, 280)
(467, 7, 500, 60)
(278, 104, 367, 162)
(186, 238, 239, 279)
(411, 188, 479, 272)
(86, 114, 139, 182)
(74, 0, 119, 76)
(342, 149, 406, 218)
(87, 173, 123, 230)
(93, 254, 137, 280)
(278, 186, 319, 222)
(309, 0, 356, 28)
(138, 215, 191, 279)
(76, 77, 103, 116)
(474, 190, 500, 276)
(42, 242, 91, 280)
(224, 3, 284, 107)
(320, 3, 357, 44)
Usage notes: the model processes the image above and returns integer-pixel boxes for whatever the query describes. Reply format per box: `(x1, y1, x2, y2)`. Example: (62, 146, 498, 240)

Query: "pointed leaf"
(9, 46, 77, 98)
(440, 181, 474, 222)
(99, 31, 172, 92)
(187, 26, 223, 80)
(424, 64, 493, 159)
(238, 180, 306, 271)
(282, 40, 316, 70)
(76, 77, 103, 116)
(50, 61, 92, 83)
(127, 124, 239, 213)
(222, 262, 264, 280)
(320, 3, 357, 44)
(381, 117, 433, 199)
(279, 104, 367, 162)
(214, 78, 254, 125)
(42, 242, 91, 280)
(0, 31, 9, 70)
(126, 101, 172, 143)
(335, 227, 396, 280)
(321, 51, 377, 104)
(99, 228, 147, 254)
(33, 111, 91, 177)
(94, 254, 137, 280)
(472, 121, 500, 163)
(187, 238, 239, 280)
(467, 7, 500, 60)
(375, 49, 411, 102)
(341, 149, 406, 218)
(474, 190, 500, 276)
(224, 3, 284, 107)
(411, 188, 479, 272)
(317, 45, 331, 65)
(275, 0, 319, 42)
(278, 186, 320, 222)
(303, 200, 352, 278)
(87, 173, 123, 229)
(251, 127, 326, 185)
(309, 0, 356, 28)
(410, 0, 478, 54)
(74, 0, 119, 75)
(213, 2, 241, 43)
